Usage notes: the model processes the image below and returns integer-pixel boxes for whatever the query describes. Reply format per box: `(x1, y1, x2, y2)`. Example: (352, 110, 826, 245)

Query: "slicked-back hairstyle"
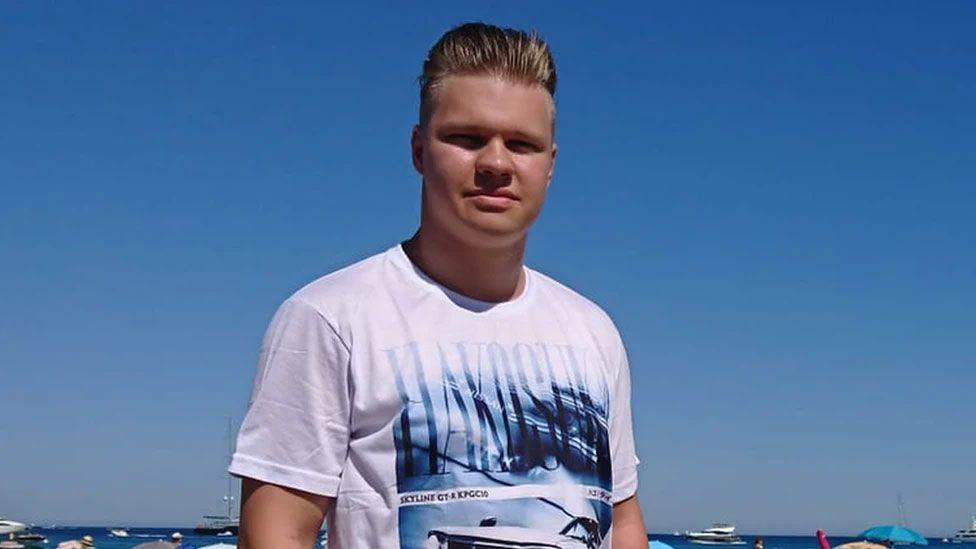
(418, 22, 557, 126)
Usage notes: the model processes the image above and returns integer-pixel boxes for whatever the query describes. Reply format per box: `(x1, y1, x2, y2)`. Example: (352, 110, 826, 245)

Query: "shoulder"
(265, 246, 399, 345)
(528, 268, 622, 341)
(288, 246, 395, 315)
(529, 268, 629, 375)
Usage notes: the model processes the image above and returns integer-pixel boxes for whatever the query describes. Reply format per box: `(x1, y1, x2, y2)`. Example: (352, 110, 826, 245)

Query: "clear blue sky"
(1, 0, 973, 537)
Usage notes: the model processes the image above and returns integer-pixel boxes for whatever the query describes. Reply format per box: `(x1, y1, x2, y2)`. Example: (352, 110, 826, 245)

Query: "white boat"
(195, 418, 240, 537)
(109, 528, 130, 537)
(12, 532, 45, 544)
(195, 515, 239, 537)
(0, 519, 27, 535)
(685, 523, 747, 545)
(952, 516, 976, 544)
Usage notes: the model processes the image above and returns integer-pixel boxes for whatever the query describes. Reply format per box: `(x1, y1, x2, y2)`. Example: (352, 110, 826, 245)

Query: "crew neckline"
(390, 243, 535, 315)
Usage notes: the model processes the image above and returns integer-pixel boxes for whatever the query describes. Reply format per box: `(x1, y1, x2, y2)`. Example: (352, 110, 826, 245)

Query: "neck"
(403, 226, 527, 303)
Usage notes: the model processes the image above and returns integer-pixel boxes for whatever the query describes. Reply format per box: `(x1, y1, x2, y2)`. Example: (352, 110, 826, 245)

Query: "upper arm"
(230, 298, 350, 548)
(239, 477, 334, 549)
(609, 329, 639, 502)
(612, 495, 647, 549)
(229, 298, 353, 496)
(608, 323, 644, 547)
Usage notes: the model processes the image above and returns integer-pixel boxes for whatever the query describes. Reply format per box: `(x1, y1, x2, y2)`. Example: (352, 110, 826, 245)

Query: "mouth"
(465, 189, 519, 200)
(465, 189, 519, 211)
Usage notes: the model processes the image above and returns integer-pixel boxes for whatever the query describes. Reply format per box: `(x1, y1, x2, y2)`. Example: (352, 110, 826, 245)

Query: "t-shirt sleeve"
(609, 334, 639, 503)
(228, 297, 352, 497)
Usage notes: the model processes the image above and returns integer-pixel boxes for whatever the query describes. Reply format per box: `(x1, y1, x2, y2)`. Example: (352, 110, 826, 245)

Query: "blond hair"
(419, 22, 557, 125)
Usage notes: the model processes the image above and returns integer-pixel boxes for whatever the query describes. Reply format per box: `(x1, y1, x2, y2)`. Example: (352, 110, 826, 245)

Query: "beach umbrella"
(649, 541, 675, 549)
(858, 526, 928, 546)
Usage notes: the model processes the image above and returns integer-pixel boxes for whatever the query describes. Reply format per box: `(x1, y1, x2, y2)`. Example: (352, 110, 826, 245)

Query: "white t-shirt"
(229, 244, 639, 548)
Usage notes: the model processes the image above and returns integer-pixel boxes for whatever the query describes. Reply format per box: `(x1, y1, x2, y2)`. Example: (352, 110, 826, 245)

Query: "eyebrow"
(438, 123, 548, 144)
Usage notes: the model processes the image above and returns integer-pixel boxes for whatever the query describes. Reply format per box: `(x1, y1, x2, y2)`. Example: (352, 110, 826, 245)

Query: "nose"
(475, 137, 514, 181)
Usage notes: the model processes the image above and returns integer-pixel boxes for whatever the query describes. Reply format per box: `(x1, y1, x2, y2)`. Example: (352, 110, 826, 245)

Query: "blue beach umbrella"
(858, 526, 928, 546)
(649, 541, 676, 549)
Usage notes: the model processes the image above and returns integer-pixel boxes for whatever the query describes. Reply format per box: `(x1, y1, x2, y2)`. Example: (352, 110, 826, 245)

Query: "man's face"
(412, 74, 556, 247)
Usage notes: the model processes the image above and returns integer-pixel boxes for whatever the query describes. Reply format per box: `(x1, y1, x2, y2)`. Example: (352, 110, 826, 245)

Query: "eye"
(507, 139, 541, 153)
(446, 134, 485, 149)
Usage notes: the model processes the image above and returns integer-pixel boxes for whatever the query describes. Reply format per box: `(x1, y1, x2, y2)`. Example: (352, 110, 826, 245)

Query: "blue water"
(19, 528, 956, 548)
(651, 535, 957, 549)
(16, 527, 238, 548)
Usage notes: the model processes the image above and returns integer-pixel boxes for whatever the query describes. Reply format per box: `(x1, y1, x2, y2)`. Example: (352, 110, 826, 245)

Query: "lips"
(466, 189, 519, 211)
(465, 189, 519, 200)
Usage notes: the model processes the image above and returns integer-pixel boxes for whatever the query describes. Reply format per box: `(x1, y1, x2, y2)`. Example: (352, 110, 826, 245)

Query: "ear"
(546, 143, 557, 189)
(411, 125, 424, 175)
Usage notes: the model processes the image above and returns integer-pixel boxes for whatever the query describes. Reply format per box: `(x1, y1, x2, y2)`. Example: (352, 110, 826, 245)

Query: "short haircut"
(418, 22, 557, 125)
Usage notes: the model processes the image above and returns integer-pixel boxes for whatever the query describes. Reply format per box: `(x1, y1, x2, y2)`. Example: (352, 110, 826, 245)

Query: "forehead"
(427, 74, 554, 137)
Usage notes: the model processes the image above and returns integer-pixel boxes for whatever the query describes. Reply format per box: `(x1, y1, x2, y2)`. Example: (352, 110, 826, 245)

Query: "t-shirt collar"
(389, 243, 535, 315)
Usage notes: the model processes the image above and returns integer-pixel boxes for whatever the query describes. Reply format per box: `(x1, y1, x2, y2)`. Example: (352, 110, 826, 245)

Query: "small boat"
(109, 528, 130, 537)
(952, 516, 976, 544)
(0, 525, 28, 549)
(195, 418, 240, 536)
(0, 520, 26, 536)
(195, 515, 239, 536)
(685, 524, 747, 545)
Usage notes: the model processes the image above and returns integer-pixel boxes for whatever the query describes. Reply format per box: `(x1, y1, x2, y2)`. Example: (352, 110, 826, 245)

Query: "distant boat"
(195, 417, 240, 536)
(0, 522, 29, 549)
(684, 524, 747, 545)
(0, 520, 27, 536)
(109, 528, 130, 537)
(195, 515, 239, 537)
(13, 531, 46, 543)
(952, 515, 976, 544)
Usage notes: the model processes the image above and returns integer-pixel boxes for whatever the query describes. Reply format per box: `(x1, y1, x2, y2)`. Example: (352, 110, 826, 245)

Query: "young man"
(229, 23, 646, 548)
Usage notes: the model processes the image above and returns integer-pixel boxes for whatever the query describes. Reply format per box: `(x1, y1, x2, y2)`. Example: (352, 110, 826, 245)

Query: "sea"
(11, 527, 239, 548)
(10, 529, 960, 549)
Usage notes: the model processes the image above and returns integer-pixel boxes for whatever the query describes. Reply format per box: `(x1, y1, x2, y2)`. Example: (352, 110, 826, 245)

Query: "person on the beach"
(229, 22, 645, 549)
(169, 532, 192, 549)
(755, 536, 764, 549)
(56, 534, 94, 549)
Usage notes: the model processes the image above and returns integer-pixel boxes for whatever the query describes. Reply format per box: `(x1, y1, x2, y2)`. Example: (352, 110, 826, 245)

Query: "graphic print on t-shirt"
(386, 339, 612, 549)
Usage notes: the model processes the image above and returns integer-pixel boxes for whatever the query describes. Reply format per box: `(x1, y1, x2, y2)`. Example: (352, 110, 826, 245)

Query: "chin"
(424, 202, 537, 246)
(459, 216, 532, 245)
